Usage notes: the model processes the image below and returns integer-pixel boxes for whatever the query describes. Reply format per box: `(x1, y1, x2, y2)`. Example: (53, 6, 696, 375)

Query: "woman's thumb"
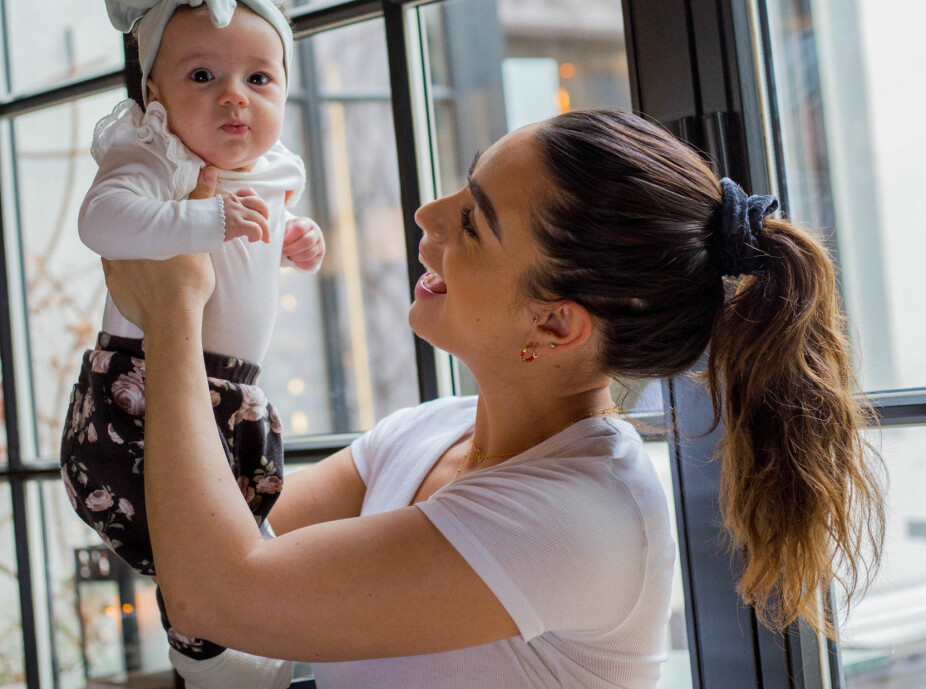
(189, 166, 218, 200)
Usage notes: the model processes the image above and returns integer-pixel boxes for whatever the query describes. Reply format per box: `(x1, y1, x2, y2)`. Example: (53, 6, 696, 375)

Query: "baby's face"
(147, 7, 286, 171)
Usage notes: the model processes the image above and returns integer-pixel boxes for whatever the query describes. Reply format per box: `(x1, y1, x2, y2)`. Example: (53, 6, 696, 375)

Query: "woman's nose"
(415, 201, 447, 242)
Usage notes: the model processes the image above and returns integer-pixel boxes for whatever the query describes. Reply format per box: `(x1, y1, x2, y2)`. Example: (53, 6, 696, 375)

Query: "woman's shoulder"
(445, 417, 672, 555)
(500, 416, 655, 489)
(90, 99, 202, 195)
(418, 416, 674, 639)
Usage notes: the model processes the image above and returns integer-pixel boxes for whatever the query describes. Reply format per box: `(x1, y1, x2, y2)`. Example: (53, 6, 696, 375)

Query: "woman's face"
(410, 125, 548, 367)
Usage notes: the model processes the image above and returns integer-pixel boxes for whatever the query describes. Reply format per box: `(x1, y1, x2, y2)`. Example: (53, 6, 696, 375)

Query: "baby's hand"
(223, 188, 270, 244)
(282, 217, 325, 272)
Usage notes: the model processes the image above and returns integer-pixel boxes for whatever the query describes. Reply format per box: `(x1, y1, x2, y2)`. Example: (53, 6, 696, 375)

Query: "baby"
(59, 1, 320, 687)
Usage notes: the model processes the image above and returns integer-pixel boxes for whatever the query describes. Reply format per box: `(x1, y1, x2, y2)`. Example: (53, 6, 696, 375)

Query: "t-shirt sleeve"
(78, 119, 224, 260)
(350, 404, 421, 486)
(416, 462, 653, 641)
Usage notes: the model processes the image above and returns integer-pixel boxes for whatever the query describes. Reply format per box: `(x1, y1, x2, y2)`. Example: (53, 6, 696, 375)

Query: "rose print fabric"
(60, 332, 284, 659)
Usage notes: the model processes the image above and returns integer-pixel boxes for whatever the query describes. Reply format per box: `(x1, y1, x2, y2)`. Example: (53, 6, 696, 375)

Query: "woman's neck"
(469, 380, 617, 463)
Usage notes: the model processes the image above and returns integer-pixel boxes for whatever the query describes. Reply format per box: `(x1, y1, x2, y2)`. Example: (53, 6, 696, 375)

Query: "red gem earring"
(521, 343, 540, 362)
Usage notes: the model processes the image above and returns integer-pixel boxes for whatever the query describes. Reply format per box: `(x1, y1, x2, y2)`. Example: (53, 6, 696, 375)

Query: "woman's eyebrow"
(466, 152, 502, 240)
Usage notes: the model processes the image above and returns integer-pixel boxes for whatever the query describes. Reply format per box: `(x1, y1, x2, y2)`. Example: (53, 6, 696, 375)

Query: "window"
(2, 0, 893, 687)
(268, 19, 419, 437)
(761, 0, 926, 685)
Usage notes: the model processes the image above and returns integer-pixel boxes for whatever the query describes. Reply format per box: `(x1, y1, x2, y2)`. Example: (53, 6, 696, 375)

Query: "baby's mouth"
(221, 122, 249, 134)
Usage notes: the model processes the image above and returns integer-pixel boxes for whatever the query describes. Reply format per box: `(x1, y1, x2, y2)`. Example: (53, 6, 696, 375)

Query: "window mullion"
(382, 0, 438, 403)
(0, 130, 41, 689)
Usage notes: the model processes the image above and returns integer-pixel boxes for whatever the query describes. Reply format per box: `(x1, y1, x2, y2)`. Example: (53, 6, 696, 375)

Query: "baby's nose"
(220, 82, 249, 106)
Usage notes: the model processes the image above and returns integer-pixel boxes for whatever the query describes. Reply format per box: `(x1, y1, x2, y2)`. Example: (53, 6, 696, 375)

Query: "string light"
(287, 378, 306, 396)
(281, 294, 298, 312)
(291, 411, 309, 435)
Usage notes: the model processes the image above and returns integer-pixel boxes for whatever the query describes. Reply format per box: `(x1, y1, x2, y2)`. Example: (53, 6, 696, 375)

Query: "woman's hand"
(101, 166, 219, 331)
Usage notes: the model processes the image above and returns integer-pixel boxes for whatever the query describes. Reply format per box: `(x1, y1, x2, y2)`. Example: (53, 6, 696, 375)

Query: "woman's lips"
(221, 123, 248, 135)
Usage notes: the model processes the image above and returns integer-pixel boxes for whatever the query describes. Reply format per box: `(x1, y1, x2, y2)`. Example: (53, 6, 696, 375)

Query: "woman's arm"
(132, 304, 517, 661)
(101, 195, 517, 659)
(268, 446, 366, 536)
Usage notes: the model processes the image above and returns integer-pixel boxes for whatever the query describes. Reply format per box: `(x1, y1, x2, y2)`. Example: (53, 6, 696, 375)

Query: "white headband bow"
(105, 0, 293, 106)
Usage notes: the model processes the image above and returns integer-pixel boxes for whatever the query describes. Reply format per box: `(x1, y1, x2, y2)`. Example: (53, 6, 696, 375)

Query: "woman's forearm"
(142, 311, 263, 630)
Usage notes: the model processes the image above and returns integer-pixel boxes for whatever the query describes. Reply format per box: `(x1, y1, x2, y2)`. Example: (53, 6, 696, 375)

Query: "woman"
(102, 109, 884, 688)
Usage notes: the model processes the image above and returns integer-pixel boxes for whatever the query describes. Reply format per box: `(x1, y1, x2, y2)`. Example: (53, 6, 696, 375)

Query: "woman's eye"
(461, 208, 479, 239)
(190, 70, 214, 83)
(248, 73, 270, 86)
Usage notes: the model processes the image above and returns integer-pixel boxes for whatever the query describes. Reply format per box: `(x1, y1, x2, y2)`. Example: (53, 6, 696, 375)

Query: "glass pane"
(420, 0, 632, 195)
(32, 479, 171, 688)
(646, 441, 693, 689)
(0, 483, 25, 687)
(12, 90, 124, 460)
(764, 0, 926, 392)
(834, 426, 926, 687)
(265, 19, 419, 436)
(2, 0, 124, 95)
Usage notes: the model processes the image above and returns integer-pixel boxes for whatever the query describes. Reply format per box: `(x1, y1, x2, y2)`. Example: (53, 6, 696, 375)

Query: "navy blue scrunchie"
(718, 177, 779, 277)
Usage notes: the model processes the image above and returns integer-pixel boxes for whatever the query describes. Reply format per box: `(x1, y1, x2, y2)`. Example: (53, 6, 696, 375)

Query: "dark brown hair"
(529, 108, 884, 636)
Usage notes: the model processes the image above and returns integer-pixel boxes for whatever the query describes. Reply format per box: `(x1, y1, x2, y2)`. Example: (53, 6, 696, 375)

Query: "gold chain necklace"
(453, 402, 622, 481)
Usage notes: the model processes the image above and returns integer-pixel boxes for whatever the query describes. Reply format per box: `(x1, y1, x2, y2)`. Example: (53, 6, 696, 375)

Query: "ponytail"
(707, 217, 885, 636)
(530, 109, 884, 636)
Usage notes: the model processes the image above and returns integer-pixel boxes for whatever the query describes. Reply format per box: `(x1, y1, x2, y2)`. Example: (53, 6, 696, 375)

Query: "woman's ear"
(146, 78, 161, 104)
(534, 301, 593, 350)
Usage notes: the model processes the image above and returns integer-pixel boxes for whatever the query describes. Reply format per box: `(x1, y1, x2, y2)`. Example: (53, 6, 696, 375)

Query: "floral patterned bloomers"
(60, 332, 284, 659)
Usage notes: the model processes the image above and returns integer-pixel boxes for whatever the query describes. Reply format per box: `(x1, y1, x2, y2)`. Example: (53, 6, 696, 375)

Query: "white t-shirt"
(79, 99, 308, 364)
(310, 396, 676, 689)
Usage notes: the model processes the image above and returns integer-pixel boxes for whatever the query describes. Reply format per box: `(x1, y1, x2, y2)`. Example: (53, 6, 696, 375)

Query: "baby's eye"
(248, 73, 270, 86)
(190, 69, 214, 83)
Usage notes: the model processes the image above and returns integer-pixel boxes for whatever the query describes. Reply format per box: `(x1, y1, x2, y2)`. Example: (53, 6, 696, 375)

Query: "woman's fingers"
(189, 166, 219, 200)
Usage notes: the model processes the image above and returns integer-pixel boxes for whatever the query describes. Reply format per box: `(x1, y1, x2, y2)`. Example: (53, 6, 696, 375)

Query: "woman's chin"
(407, 305, 453, 354)
(408, 303, 436, 342)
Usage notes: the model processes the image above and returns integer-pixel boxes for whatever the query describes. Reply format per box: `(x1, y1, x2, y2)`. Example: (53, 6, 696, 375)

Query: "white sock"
(169, 647, 293, 689)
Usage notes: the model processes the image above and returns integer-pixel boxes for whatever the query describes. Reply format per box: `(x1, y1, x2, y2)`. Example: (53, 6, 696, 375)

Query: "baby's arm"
(79, 147, 228, 260)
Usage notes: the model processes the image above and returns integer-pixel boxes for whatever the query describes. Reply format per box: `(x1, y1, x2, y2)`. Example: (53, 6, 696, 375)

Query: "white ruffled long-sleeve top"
(80, 99, 308, 364)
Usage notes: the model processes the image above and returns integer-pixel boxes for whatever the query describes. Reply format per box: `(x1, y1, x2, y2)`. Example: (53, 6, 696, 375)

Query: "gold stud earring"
(549, 343, 557, 349)
(532, 315, 539, 324)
